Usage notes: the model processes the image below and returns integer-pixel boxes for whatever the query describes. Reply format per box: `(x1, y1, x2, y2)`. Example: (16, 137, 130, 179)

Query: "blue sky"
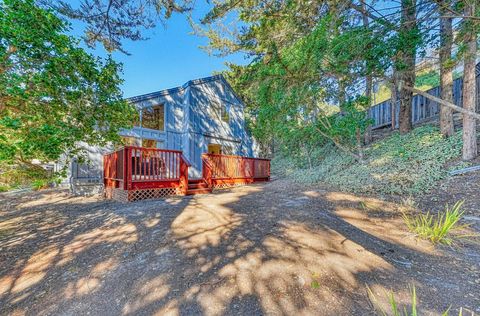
(68, 1, 248, 98)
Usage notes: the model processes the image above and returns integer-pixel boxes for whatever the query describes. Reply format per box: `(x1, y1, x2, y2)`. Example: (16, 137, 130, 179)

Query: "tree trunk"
(338, 79, 347, 110)
(462, 2, 477, 160)
(439, 3, 454, 137)
(391, 71, 398, 129)
(362, 0, 373, 144)
(397, 0, 417, 134)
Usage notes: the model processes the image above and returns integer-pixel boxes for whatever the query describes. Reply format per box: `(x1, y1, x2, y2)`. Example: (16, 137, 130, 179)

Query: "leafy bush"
(31, 179, 50, 191)
(403, 201, 467, 245)
(0, 162, 62, 191)
(272, 125, 463, 195)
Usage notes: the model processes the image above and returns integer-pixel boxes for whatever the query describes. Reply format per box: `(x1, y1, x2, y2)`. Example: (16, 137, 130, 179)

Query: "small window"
(142, 139, 157, 148)
(212, 100, 229, 123)
(221, 105, 229, 122)
(120, 136, 140, 147)
(222, 146, 235, 155)
(142, 104, 165, 131)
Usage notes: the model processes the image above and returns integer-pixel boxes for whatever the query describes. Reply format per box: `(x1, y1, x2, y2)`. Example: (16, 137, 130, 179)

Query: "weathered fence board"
(369, 74, 475, 129)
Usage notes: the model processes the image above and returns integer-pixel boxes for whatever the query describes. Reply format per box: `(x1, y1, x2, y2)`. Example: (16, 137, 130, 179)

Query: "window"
(222, 146, 235, 155)
(212, 100, 229, 123)
(221, 106, 230, 122)
(142, 104, 165, 131)
(142, 139, 157, 148)
(208, 144, 222, 155)
(122, 137, 140, 146)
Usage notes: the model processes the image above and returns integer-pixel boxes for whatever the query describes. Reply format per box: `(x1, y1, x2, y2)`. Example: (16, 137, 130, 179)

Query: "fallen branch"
(403, 85, 480, 121)
(449, 165, 480, 175)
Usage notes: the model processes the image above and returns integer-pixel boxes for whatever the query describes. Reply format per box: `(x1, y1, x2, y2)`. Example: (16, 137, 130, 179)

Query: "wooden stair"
(186, 179, 212, 195)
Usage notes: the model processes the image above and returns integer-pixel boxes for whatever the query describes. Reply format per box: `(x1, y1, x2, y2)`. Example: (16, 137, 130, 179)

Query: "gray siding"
(69, 75, 255, 190)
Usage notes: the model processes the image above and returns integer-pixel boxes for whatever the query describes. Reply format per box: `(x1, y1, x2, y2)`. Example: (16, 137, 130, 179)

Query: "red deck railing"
(104, 146, 190, 193)
(202, 153, 270, 187)
(104, 148, 270, 200)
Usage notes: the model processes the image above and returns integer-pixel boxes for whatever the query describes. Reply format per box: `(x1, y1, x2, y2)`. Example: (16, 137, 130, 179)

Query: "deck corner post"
(202, 154, 213, 188)
(180, 154, 189, 195)
(123, 147, 129, 190)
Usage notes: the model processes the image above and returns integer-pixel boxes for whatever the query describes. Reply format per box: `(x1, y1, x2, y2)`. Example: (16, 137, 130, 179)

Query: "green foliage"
(31, 179, 49, 191)
(0, 162, 60, 190)
(403, 201, 467, 245)
(415, 70, 440, 88)
(317, 97, 373, 152)
(56, 0, 188, 53)
(273, 125, 463, 195)
(0, 0, 136, 168)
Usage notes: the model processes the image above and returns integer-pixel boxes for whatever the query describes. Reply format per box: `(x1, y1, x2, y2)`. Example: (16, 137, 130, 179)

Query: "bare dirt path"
(0, 179, 479, 315)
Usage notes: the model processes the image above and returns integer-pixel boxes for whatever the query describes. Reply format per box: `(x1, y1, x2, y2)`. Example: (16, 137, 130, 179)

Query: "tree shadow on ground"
(0, 181, 478, 315)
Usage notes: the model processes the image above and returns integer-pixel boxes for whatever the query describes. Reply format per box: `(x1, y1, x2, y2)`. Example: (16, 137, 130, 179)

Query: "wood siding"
(70, 75, 255, 189)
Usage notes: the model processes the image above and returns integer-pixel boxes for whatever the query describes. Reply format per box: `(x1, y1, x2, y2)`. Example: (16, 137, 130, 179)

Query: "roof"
(126, 74, 227, 103)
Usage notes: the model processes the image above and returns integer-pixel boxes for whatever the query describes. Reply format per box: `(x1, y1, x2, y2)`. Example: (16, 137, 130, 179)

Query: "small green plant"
(0, 185, 9, 192)
(403, 201, 466, 245)
(367, 285, 461, 316)
(367, 285, 419, 316)
(31, 179, 49, 191)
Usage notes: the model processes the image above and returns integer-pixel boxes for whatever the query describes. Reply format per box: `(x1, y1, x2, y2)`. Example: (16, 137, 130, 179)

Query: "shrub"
(0, 162, 62, 191)
(403, 201, 467, 245)
(31, 179, 50, 191)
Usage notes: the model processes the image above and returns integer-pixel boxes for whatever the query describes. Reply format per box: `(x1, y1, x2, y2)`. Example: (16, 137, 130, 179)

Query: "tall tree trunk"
(362, 0, 373, 144)
(462, 2, 477, 160)
(397, 0, 417, 134)
(439, 3, 454, 137)
(338, 79, 347, 110)
(391, 72, 398, 129)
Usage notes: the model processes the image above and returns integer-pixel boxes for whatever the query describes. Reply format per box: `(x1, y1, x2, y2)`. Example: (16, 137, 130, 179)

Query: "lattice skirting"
(105, 187, 181, 202)
(212, 181, 250, 190)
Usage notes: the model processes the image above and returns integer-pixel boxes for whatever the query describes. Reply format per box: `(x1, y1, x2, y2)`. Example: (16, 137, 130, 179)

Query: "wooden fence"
(368, 72, 480, 129)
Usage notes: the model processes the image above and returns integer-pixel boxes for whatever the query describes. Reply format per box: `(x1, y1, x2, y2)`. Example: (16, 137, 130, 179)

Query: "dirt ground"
(0, 177, 479, 316)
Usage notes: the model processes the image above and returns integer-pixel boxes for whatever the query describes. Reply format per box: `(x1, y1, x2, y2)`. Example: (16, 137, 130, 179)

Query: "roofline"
(125, 74, 226, 103)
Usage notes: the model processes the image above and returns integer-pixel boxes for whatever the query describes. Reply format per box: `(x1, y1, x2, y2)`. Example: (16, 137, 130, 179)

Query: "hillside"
(272, 124, 468, 195)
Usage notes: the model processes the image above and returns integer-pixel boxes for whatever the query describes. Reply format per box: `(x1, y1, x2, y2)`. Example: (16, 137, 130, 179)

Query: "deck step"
(188, 182, 210, 190)
(188, 179, 204, 184)
(187, 178, 211, 195)
(186, 188, 212, 195)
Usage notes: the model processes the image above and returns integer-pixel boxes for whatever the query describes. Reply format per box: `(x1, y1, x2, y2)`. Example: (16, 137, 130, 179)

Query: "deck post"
(179, 156, 189, 195)
(123, 147, 128, 190)
(250, 158, 255, 183)
(202, 154, 213, 188)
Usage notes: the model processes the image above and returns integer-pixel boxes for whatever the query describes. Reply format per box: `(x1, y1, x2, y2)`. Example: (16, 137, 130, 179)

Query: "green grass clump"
(367, 285, 459, 316)
(368, 285, 419, 316)
(31, 179, 49, 191)
(403, 201, 466, 245)
(272, 125, 463, 195)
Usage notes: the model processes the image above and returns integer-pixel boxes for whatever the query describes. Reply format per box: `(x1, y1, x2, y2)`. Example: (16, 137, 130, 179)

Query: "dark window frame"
(141, 104, 165, 131)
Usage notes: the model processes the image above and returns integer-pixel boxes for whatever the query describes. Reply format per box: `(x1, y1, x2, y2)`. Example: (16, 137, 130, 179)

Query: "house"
(70, 74, 256, 194)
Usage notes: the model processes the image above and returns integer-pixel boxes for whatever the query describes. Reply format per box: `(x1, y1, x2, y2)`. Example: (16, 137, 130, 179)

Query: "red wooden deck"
(104, 146, 270, 202)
